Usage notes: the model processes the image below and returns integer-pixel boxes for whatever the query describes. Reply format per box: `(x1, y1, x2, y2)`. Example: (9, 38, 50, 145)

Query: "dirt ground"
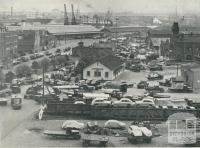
(1, 66, 200, 147)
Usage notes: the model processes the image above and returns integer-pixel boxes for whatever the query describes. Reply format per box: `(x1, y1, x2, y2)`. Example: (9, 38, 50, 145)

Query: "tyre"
(144, 138, 151, 143)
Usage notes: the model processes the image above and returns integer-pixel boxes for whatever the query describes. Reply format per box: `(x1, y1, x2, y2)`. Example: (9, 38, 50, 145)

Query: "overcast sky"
(1, 0, 200, 14)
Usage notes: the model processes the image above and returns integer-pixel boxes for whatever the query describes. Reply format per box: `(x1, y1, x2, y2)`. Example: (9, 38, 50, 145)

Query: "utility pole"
(42, 66, 45, 105)
(176, 63, 179, 76)
(115, 18, 119, 47)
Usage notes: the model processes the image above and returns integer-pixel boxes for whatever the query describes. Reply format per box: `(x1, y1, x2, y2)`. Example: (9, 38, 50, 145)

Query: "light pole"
(115, 17, 119, 47)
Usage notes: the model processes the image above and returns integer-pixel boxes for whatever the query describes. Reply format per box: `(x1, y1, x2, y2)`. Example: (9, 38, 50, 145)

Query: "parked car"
(104, 120, 126, 129)
(13, 60, 21, 65)
(147, 73, 163, 81)
(45, 51, 52, 56)
(146, 85, 165, 93)
(91, 98, 111, 106)
(21, 56, 29, 62)
(137, 81, 149, 89)
(149, 64, 163, 71)
(165, 59, 176, 66)
(74, 101, 85, 105)
(0, 98, 8, 105)
(30, 54, 36, 60)
(79, 84, 95, 92)
(112, 98, 135, 107)
(136, 98, 155, 106)
(159, 79, 172, 87)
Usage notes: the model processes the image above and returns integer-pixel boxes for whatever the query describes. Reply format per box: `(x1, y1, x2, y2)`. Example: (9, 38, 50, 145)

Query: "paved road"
(0, 85, 39, 141)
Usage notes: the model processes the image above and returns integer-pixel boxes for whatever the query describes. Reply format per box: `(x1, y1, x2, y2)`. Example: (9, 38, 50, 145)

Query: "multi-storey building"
(0, 25, 18, 61)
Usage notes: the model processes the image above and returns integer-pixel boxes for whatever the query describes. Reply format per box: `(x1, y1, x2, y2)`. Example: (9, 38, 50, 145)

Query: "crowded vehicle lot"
(1, 24, 200, 147)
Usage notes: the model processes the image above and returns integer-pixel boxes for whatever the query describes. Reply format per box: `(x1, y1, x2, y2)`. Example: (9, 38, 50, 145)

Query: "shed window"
(94, 71, 101, 77)
(87, 71, 90, 77)
(105, 72, 109, 78)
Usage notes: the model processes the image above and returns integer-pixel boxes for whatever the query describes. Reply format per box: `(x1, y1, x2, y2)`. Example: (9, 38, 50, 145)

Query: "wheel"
(83, 140, 90, 147)
(74, 134, 81, 140)
(100, 141, 106, 147)
(144, 138, 151, 143)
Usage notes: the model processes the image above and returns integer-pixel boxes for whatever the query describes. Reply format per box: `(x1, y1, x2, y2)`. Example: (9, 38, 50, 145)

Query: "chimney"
(11, 7, 13, 17)
(172, 22, 179, 35)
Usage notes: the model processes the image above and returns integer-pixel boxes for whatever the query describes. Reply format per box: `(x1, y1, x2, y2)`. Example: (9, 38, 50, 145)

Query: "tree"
(5, 71, 15, 83)
(0, 70, 5, 83)
(40, 58, 50, 72)
(15, 64, 32, 77)
(31, 61, 40, 74)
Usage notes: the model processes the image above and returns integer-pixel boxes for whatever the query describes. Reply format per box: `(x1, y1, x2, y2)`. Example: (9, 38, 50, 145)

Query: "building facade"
(181, 63, 200, 93)
(83, 55, 124, 81)
(0, 26, 18, 61)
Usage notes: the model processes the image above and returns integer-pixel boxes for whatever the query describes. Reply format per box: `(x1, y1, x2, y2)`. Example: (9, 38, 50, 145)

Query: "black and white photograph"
(0, 0, 200, 147)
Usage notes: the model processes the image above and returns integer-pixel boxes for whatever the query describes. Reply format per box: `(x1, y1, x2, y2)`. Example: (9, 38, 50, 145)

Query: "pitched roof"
(148, 29, 172, 38)
(103, 26, 149, 33)
(99, 55, 123, 71)
(7, 24, 100, 35)
(86, 55, 123, 71)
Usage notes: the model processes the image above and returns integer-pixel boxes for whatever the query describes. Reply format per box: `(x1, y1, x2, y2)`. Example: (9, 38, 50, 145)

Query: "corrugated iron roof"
(7, 24, 100, 35)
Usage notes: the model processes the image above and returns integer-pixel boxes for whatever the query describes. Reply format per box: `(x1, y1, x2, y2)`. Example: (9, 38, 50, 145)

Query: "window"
(87, 71, 90, 77)
(105, 72, 109, 78)
(94, 71, 101, 77)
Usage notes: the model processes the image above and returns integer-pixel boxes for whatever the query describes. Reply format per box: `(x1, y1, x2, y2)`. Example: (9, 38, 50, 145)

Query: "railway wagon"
(45, 103, 199, 121)
(90, 106, 198, 121)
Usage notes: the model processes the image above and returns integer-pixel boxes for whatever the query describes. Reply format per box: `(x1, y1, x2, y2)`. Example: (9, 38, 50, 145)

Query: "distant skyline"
(1, 0, 200, 15)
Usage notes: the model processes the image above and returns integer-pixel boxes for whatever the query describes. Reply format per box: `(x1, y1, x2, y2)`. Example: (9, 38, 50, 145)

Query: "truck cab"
(11, 95, 22, 110)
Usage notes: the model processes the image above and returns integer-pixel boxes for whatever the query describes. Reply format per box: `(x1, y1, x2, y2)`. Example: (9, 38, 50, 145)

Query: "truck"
(11, 95, 22, 110)
(44, 128, 81, 140)
(127, 125, 152, 143)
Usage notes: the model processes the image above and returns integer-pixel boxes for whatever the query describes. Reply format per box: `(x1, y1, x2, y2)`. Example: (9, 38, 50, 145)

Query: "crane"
(71, 4, 76, 25)
(64, 4, 69, 25)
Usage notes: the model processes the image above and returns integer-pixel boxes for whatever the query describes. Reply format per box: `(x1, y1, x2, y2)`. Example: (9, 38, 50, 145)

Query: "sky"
(1, 0, 200, 15)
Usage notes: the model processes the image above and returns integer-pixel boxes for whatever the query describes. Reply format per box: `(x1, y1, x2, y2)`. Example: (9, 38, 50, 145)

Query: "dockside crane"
(64, 4, 69, 25)
(71, 4, 76, 25)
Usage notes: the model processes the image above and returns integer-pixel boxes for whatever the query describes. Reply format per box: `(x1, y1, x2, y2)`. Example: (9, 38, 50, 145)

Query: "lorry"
(127, 125, 152, 143)
(43, 128, 81, 140)
(11, 95, 22, 110)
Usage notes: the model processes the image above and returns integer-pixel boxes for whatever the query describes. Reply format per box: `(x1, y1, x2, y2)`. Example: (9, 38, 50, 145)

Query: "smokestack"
(64, 4, 69, 25)
(11, 7, 13, 17)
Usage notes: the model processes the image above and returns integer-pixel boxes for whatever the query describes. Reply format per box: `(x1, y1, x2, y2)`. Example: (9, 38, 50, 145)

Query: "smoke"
(85, 3, 93, 9)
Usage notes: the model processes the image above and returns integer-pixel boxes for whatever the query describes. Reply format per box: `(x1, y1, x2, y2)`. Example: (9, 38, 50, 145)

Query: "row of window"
(87, 71, 109, 77)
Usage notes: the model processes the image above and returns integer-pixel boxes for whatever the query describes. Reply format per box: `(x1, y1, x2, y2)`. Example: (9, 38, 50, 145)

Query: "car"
(13, 60, 21, 65)
(30, 54, 36, 60)
(21, 56, 29, 62)
(74, 101, 86, 105)
(137, 98, 155, 106)
(147, 73, 163, 81)
(79, 84, 95, 92)
(45, 51, 52, 56)
(149, 64, 163, 71)
(159, 79, 172, 87)
(137, 81, 149, 89)
(104, 120, 126, 129)
(165, 59, 176, 66)
(112, 98, 135, 107)
(0, 98, 8, 105)
(146, 85, 165, 93)
(91, 98, 111, 106)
